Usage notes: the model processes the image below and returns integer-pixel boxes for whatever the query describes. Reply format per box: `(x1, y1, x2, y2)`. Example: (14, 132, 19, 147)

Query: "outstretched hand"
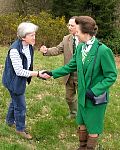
(39, 45, 48, 53)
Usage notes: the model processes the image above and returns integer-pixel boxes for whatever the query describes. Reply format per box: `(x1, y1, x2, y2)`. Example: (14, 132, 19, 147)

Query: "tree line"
(1, 0, 120, 53)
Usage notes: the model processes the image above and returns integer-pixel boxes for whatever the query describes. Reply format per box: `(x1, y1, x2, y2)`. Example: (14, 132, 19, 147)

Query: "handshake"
(38, 70, 53, 80)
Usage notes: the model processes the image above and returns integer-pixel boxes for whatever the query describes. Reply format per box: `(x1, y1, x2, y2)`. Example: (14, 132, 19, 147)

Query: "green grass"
(0, 46, 120, 150)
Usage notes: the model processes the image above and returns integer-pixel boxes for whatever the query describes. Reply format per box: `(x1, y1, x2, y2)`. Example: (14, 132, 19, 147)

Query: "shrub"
(0, 12, 68, 47)
(0, 11, 120, 54)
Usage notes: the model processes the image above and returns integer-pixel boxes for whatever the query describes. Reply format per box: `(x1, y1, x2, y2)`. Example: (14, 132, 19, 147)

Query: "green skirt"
(76, 103, 107, 134)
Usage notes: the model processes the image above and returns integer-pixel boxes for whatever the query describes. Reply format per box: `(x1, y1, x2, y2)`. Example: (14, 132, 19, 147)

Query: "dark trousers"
(6, 90, 26, 131)
(65, 76, 78, 114)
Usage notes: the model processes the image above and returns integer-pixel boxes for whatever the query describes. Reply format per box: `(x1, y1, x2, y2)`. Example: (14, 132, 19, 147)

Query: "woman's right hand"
(39, 70, 52, 79)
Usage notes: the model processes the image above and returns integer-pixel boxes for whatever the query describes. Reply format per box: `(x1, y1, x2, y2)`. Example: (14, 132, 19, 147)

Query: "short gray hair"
(17, 22, 38, 39)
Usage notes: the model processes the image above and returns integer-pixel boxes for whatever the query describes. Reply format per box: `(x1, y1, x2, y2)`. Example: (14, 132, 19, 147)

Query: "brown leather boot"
(77, 128, 88, 150)
(86, 136, 98, 150)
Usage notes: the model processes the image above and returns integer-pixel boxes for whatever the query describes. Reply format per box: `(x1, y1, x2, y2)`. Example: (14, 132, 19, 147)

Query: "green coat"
(51, 38, 117, 133)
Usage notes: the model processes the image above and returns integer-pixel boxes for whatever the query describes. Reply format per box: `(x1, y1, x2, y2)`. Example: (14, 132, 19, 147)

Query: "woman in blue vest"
(2, 22, 43, 139)
(41, 16, 117, 149)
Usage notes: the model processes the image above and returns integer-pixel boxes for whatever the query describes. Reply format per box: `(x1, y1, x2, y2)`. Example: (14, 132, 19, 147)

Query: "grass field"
(0, 46, 120, 150)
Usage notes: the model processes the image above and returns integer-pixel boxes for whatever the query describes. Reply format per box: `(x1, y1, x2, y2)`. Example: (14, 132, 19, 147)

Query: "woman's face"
(22, 32, 36, 45)
(75, 25, 86, 42)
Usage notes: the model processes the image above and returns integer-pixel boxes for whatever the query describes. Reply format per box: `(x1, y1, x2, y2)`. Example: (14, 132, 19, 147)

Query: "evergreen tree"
(78, 0, 117, 39)
(15, 0, 53, 15)
(52, 0, 118, 40)
(52, 0, 70, 20)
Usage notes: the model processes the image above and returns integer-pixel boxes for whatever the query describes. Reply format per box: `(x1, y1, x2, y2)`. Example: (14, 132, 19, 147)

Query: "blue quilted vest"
(2, 39, 34, 95)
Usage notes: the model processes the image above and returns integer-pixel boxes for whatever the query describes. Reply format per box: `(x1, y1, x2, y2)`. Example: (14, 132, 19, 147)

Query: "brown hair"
(70, 16, 78, 20)
(75, 16, 98, 36)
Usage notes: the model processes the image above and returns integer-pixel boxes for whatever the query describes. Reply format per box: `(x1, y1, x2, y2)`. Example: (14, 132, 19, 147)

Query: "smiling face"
(22, 32, 36, 46)
(76, 24, 93, 43)
(75, 16, 98, 42)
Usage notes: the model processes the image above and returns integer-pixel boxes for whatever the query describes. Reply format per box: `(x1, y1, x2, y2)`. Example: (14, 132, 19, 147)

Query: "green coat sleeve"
(91, 47, 117, 96)
(51, 52, 77, 79)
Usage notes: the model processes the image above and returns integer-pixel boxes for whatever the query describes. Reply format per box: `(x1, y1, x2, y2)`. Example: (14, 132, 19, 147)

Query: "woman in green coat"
(41, 16, 117, 149)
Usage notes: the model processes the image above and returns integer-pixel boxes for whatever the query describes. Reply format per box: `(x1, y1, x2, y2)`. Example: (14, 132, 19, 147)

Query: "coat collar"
(76, 43, 85, 88)
(83, 38, 100, 74)
(10, 39, 33, 57)
(76, 38, 101, 89)
(68, 34, 74, 54)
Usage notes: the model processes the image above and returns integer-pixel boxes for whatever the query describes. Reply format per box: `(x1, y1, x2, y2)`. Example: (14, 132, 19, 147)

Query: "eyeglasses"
(66, 24, 76, 28)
